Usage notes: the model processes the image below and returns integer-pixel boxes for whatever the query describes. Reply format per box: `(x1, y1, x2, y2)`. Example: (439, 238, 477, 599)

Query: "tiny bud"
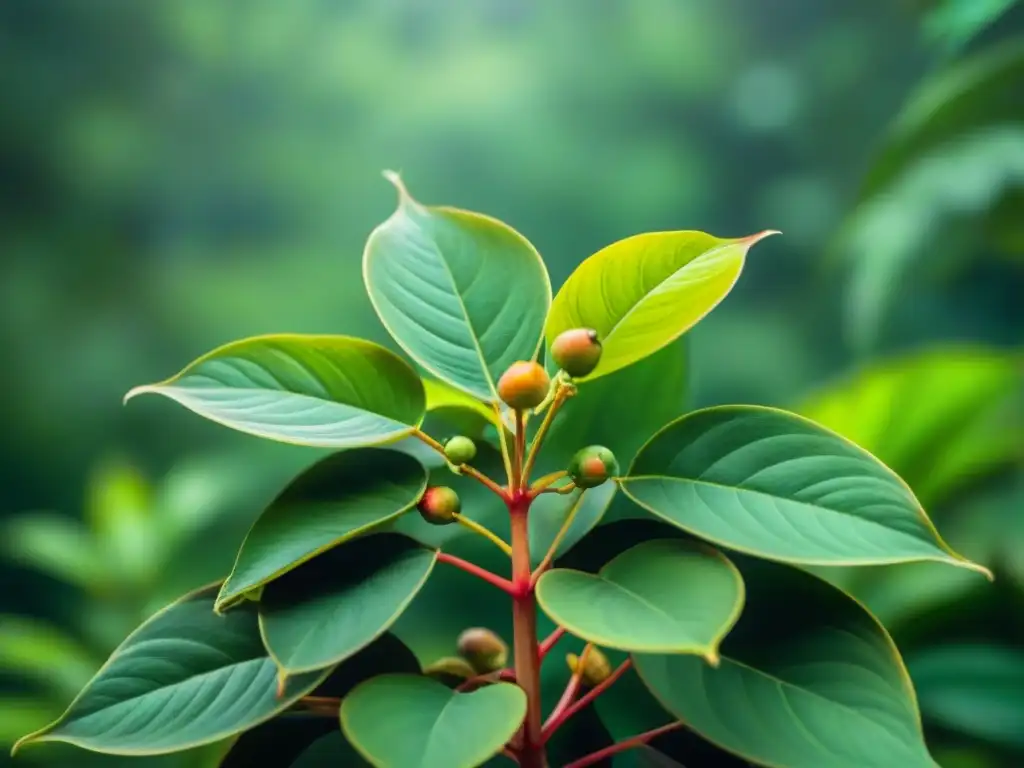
(424, 656, 478, 687)
(567, 445, 619, 489)
(497, 361, 550, 411)
(566, 647, 613, 687)
(443, 435, 477, 465)
(551, 328, 603, 378)
(456, 627, 509, 673)
(418, 486, 461, 525)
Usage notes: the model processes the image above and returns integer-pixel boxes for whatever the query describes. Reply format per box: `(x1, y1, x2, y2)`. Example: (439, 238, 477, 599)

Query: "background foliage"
(0, 1, 1020, 766)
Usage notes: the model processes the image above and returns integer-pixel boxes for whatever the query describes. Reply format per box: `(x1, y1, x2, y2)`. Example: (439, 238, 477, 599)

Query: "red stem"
(437, 552, 515, 595)
(561, 722, 685, 768)
(542, 658, 632, 740)
(538, 627, 566, 659)
(456, 669, 516, 692)
(542, 645, 590, 734)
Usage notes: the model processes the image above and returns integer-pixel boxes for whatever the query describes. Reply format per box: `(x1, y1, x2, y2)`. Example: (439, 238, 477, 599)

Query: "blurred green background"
(0, 1, 1021, 766)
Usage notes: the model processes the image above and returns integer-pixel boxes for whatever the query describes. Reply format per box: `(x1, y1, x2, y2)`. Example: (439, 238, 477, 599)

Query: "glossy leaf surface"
(14, 585, 327, 755)
(621, 405, 989, 573)
(635, 553, 937, 768)
(364, 173, 550, 401)
(341, 674, 526, 768)
(217, 449, 427, 608)
(537, 539, 743, 655)
(546, 230, 776, 380)
(126, 335, 425, 448)
(259, 534, 437, 673)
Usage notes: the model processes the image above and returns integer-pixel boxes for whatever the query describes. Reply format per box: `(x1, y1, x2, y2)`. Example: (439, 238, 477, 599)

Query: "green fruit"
(568, 445, 618, 489)
(497, 361, 550, 410)
(456, 627, 509, 673)
(551, 328, 602, 378)
(443, 435, 477, 464)
(567, 647, 613, 686)
(418, 486, 461, 525)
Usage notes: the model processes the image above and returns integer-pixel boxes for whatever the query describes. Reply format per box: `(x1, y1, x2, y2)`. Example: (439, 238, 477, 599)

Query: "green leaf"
(908, 644, 1024, 749)
(635, 553, 938, 768)
(0, 616, 98, 699)
(621, 405, 990, 574)
(13, 585, 328, 756)
(363, 172, 551, 401)
(922, 0, 1018, 54)
(291, 732, 369, 767)
(216, 449, 427, 609)
(545, 230, 777, 381)
(259, 534, 437, 673)
(221, 633, 418, 767)
(341, 674, 526, 768)
(537, 539, 743, 656)
(125, 334, 426, 448)
(423, 378, 503, 437)
(797, 346, 1023, 508)
(1, 513, 105, 592)
(85, 455, 158, 584)
(529, 483, 617, 569)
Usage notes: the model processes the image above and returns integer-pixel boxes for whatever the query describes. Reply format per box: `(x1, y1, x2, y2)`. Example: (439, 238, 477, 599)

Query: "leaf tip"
(703, 648, 721, 668)
(382, 169, 414, 208)
(743, 229, 782, 247)
(123, 384, 152, 405)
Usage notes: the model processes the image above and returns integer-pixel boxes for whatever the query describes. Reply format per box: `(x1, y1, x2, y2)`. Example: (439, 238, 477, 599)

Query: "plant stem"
(542, 658, 632, 739)
(530, 490, 586, 586)
(536, 481, 577, 496)
(562, 722, 685, 768)
(456, 668, 516, 692)
(512, 410, 526, 491)
(538, 627, 566, 659)
(454, 514, 512, 556)
(412, 430, 508, 499)
(493, 402, 516, 489)
(510, 496, 546, 768)
(521, 384, 570, 483)
(542, 644, 591, 734)
(437, 552, 515, 595)
(530, 470, 568, 494)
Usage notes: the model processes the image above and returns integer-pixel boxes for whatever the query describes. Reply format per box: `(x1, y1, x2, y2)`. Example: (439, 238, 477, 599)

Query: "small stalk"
(530, 470, 568, 494)
(562, 722, 685, 768)
(539, 627, 566, 659)
(542, 658, 632, 739)
(453, 514, 513, 556)
(521, 383, 572, 484)
(437, 552, 516, 595)
(542, 644, 592, 734)
(412, 430, 507, 499)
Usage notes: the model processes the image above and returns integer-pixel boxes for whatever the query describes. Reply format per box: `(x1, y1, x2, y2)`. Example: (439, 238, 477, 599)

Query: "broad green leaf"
(363, 172, 551, 401)
(545, 230, 777, 381)
(216, 449, 427, 609)
(635, 552, 937, 768)
(125, 334, 426, 448)
(537, 539, 743, 656)
(13, 585, 328, 756)
(259, 534, 437, 673)
(908, 644, 1024, 749)
(341, 674, 526, 768)
(221, 633, 418, 767)
(621, 405, 990, 574)
(797, 346, 1023, 508)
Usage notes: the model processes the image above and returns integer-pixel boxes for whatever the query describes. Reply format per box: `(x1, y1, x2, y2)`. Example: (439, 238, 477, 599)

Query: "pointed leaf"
(259, 534, 437, 673)
(125, 335, 426, 448)
(621, 405, 989, 574)
(216, 449, 427, 609)
(635, 554, 937, 768)
(363, 172, 551, 401)
(220, 633, 419, 767)
(537, 539, 743, 656)
(545, 230, 777, 381)
(13, 585, 328, 756)
(341, 675, 526, 768)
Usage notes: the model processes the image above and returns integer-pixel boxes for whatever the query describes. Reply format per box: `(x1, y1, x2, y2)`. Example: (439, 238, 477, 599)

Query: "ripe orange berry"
(568, 445, 618, 488)
(551, 328, 602, 378)
(417, 486, 461, 525)
(497, 361, 550, 410)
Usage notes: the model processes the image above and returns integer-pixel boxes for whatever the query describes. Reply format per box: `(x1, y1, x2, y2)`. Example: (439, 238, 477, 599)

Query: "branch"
(512, 410, 526, 490)
(562, 722, 685, 768)
(539, 627, 566, 659)
(542, 658, 632, 739)
(454, 514, 512, 556)
(437, 552, 515, 595)
(542, 645, 592, 737)
(412, 430, 508, 500)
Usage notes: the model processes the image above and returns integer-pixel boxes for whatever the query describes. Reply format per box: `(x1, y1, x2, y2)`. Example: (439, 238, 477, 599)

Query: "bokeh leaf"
(0, 616, 98, 699)
(341, 675, 526, 768)
(621, 405, 990, 574)
(363, 172, 551, 401)
(126, 334, 426, 448)
(908, 644, 1024, 749)
(1, 513, 104, 593)
(545, 230, 776, 380)
(258, 533, 437, 673)
(537, 539, 743, 656)
(13, 584, 328, 756)
(635, 552, 938, 768)
(216, 448, 427, 609)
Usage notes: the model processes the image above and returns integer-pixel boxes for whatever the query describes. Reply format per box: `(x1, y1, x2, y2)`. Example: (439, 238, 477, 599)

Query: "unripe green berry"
(568, 445, 618, 489)
(497, 361, 550, 410)
(443, 435, 477, 465)
(418, 486, 460, 525)
(551, 328, 602, 378)
(567, 647, 613, 686)
(456, 627, 509, 673)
